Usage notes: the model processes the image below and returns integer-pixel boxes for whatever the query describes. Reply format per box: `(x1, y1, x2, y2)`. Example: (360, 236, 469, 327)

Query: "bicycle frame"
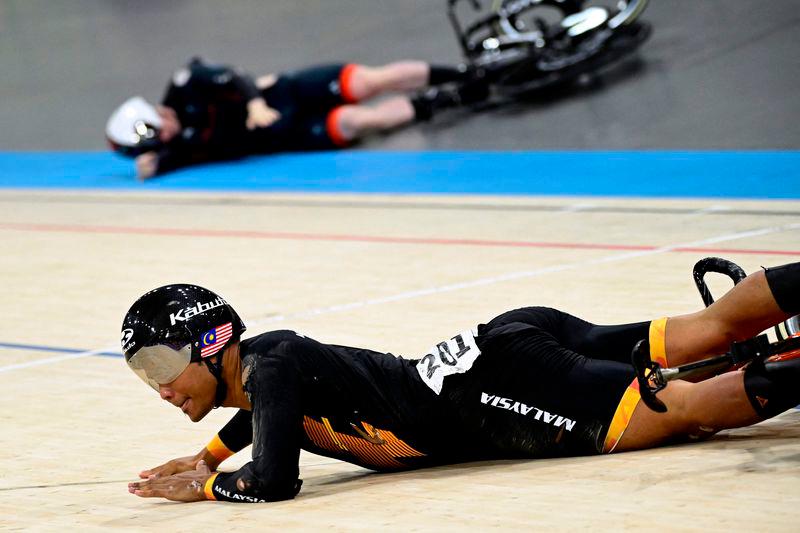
(447, 0, 649, 62)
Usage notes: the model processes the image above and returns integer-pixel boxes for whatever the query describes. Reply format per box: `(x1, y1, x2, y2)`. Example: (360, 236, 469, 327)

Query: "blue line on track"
(0, 150, 798, 199)
(0, 341, 121, 358)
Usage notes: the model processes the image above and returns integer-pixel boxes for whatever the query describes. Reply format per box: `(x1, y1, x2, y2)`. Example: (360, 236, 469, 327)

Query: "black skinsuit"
(155, 57, 263, 174)
(207, 307, 650, 502)
(155, 58, 352, 175)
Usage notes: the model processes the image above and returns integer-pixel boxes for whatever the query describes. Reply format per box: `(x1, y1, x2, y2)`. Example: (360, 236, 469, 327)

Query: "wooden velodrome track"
(1, 189, 798, 530)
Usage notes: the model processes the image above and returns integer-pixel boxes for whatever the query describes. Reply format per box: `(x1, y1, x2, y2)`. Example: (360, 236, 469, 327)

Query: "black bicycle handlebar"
(692, 257, 747, 308)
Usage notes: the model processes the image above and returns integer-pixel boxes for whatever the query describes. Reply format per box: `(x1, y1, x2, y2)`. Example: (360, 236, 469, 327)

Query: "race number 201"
(416, 328, 481, 395)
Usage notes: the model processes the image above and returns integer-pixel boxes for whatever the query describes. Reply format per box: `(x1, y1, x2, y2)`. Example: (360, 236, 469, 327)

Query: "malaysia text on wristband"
(206, 434, 235, 462)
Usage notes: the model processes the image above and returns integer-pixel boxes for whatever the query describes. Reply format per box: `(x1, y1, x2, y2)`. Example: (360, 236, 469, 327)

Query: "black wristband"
(209, 469, 302, 503)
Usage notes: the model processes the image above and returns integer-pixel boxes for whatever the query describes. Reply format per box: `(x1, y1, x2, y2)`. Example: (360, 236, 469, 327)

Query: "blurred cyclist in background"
(106, 58, 485, 179)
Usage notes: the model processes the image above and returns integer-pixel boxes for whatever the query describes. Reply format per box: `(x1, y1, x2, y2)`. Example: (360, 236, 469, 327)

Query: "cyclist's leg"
(662, 265, 797, 367)
(614, 353, 800, 452)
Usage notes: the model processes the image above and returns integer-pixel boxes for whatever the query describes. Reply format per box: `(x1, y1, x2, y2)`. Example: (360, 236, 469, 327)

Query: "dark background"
(1, 0, 798, 151)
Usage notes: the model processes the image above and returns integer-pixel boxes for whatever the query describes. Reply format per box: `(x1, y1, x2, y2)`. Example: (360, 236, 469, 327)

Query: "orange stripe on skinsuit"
(204, 473, 219, 501)
(339, 63, 360, 103)
(302, 416, 424, 469)
(325, 106, 351, 147)
(602, 378, 642, 453)
(206, 433, 234, 462)
(321, 417, 348, 450)
(305, 417, 338, 452)
(649, 318, 669, 367)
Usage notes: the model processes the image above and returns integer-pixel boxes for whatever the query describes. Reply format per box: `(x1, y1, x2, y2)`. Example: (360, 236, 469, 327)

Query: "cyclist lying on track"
(107, 2, 652, 180)
(106, 58, 483, 180)
(122, 260, 799, 503)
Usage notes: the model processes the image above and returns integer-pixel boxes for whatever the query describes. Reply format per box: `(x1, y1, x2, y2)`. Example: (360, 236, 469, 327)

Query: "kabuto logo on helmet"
(122, 284, 246, 405)
(121, 328, 135, 352)
(169, 297, 228, 326)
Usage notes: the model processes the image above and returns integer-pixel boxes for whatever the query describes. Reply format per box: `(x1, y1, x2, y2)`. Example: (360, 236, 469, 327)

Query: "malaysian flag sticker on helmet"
(200, 322, 233, 358)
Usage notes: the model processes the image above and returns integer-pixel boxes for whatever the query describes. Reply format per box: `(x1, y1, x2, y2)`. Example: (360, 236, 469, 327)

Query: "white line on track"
(248, 221, 800, 327)
(694, 205, 733, 214)
(557, 202, 597, 213)
(1, 221, 798, 374)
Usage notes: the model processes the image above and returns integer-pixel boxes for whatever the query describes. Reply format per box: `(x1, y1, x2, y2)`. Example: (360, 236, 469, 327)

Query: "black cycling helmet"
(121, 284, 246, 406)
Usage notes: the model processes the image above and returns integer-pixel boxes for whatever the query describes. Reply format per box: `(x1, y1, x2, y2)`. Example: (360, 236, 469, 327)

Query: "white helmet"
(106, 96, 164, 157)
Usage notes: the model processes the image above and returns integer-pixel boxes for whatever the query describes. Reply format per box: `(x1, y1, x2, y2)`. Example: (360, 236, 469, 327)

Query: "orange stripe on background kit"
(339, 63, 360, 103)
(325, 107, 350, 147)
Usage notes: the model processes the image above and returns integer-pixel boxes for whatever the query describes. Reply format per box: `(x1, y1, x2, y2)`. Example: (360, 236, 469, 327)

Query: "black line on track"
(1, 193, 797, 217)
(0, 460, 345, 492)
(0, 479, 131, 491)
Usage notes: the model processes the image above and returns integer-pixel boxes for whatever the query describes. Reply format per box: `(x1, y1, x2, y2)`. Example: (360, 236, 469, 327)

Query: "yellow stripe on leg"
(649, 317, 669, 367)
(603, 379, 642, 454)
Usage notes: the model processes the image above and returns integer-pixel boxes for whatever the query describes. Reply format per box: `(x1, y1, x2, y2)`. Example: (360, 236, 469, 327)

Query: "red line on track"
(1, 221, 798, 256)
